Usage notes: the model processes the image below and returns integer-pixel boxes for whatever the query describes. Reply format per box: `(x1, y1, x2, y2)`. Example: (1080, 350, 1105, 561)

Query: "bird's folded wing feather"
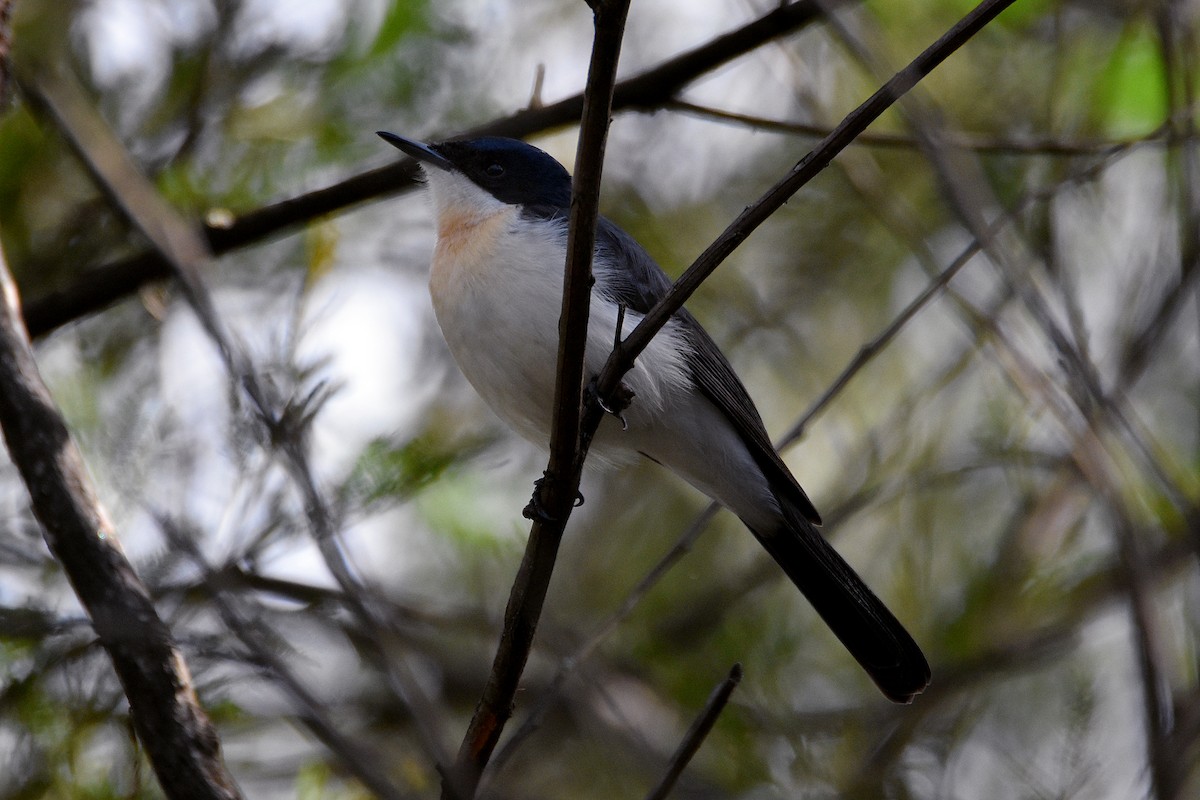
(594, 218, 822, 525)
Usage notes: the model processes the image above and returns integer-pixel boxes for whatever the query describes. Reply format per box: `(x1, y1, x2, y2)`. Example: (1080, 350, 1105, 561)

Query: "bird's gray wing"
(594, 217, 822, 525)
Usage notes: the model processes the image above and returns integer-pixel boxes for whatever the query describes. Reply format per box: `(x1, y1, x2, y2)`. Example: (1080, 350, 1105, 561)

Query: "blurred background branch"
(20, 0, 848, 340)
(21, 40, 463, 797)
(0, 240, 240, 797)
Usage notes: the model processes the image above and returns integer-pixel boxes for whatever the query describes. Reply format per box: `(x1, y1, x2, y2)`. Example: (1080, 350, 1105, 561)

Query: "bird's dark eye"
(485, 163, 505, 178)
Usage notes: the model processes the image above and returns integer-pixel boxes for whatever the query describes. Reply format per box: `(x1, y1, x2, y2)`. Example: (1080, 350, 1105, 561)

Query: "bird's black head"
(378, 132, 572, 209)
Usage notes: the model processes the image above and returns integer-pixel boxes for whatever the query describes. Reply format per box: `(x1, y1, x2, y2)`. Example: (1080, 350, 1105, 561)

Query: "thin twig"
(1113, 504, 1174, 800)
(592, 0, 1020, 412)
(160, 518, 413, 800)
(1130, 8, 1198, 796)
(835, 32, 1200, 800)
(487, 504, 721, 776)
(777, 138, 1139, 448)
(666, 99, 1166, 156)
(493, 135, 1147, 776)
(824, 0, 1197, 580)
(850, 0, 1193, 511)
(643, 663, 743, 800)
(0, 0, 14, 110)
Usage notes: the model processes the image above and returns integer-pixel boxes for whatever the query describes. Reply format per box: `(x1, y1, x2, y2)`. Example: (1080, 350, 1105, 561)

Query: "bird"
(378, 131, 931, 703)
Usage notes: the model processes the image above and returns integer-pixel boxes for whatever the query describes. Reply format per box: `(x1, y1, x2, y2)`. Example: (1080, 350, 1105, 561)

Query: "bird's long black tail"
(751, 508, 930, 703)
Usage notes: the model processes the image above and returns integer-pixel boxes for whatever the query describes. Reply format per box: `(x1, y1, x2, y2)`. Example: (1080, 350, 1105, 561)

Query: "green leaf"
(1097, 25, 1168, 136)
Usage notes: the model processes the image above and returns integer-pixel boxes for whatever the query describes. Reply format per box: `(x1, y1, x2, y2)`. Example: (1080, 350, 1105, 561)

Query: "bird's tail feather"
(750, 508, 930, 703)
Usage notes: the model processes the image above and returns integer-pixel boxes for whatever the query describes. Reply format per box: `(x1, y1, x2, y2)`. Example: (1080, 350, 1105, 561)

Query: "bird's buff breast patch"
(429, 205, 517, 304)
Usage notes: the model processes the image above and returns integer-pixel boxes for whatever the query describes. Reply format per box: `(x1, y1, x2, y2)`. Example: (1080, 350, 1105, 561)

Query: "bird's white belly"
(430, 209, 562, 444)
(428, 211, 693, 462)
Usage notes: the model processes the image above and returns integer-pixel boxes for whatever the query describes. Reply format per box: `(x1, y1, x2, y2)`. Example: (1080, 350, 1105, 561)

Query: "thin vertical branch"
(481, 2, 1019, 778)
(446, 3, 631, 798)
(892, 12, 1197, 793)
(0, 0, 14, 110)
(488, 504, 721, 776)
(818, 14, 1193, 794)
(1135, 4, 1199, 794)
(1113, 507, 1174, 800)
(491, 145, 1140, 775)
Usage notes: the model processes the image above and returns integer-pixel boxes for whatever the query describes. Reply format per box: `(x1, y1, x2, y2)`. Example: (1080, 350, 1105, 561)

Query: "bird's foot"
(522, 472, 585, 523)
(586, 377, 635, 431)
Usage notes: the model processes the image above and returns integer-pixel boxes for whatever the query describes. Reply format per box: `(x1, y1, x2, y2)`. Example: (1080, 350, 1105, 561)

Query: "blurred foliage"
(0, 1, 1199, 799)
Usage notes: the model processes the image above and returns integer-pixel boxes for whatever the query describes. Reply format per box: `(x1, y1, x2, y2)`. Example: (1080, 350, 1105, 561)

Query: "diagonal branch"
(22, 57, 458, 798)
(666, 99, 1167, 156)
(590, 0, 1020, 430)
(816, 17, 1195, 792)
(0, 33, 242, 800)
(0, 241, 241, 800)
(22, 0, 852, 339)
(444, 4, 630, 798)
(643, 663, 743, 800)
(491, 128, 1144, 779)
(480, 0, 1018, 778)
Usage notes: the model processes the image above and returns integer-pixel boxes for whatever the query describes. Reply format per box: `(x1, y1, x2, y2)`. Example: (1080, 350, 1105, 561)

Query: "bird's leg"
(613, 302, 627, 350)
(592, 301, 636, 431)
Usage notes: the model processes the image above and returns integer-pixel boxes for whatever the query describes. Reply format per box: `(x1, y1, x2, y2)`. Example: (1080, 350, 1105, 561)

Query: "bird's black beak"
(377, 131, 453, 171)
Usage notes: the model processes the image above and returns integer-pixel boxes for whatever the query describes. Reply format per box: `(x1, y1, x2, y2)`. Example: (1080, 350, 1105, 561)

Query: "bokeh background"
(1, 0, 1198, 798)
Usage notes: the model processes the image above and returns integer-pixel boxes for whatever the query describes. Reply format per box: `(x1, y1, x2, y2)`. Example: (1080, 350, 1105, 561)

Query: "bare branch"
(490, 134, 1152, 777)
(488, 504, 722, 776)
(0, 245, 241, 799)
(161, 518, 414, 800)
(445, 3, 630, 797)
(831, 0, 1194, 516)
(779, 137, 1143, 449)
(0, 0, 13, 110)
(591, 0, 1020, 412)
(643, 663, 743, 800)
(21, 56, 461, 796)
(0, 31, 241, 799)
(1113, 507, 1174, 800)
(1124, 8, 1200, 796)
(815, 44, 1195, 798)
(666, 99, 1167, 156)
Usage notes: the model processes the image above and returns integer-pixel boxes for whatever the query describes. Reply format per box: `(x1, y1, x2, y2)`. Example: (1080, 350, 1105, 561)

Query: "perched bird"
(379, 132, 930, 702)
